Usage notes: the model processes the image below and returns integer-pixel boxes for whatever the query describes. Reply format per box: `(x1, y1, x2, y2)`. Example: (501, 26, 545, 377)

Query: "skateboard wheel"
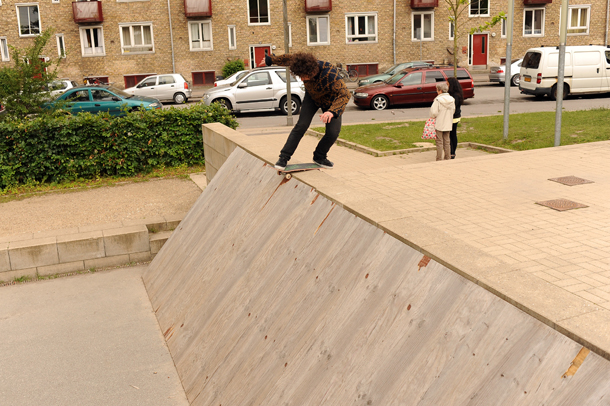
(285, 174, 292, 180)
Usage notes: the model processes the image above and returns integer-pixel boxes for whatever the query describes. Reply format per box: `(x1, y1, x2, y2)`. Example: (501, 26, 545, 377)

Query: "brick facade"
(0, 0, 608, 88)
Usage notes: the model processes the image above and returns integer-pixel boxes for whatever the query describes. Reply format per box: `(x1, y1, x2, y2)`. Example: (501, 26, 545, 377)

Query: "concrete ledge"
(0, 214, 185, 282)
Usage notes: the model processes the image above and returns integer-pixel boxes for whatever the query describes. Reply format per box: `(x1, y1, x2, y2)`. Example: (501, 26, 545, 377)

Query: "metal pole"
(393, 0, 397, 65)
(283, 0, 293, 126)
(503, 0, 514, 140)
(555, 0, 569, 146)
(166, 0, 175, 73)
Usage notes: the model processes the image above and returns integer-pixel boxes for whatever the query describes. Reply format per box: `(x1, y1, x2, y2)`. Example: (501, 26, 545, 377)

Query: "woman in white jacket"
(429, 82, 455, 161)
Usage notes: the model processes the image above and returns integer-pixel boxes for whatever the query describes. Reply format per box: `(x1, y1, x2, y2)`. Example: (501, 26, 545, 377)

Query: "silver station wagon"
(201, 66, 305, 115)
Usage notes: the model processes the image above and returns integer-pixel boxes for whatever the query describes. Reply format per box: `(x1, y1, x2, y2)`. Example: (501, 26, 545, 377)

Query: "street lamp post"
(283, 0, 293, 126)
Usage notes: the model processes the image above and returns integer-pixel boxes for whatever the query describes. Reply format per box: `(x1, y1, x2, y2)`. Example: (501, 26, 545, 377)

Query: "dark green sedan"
(48, 85, 162, 116)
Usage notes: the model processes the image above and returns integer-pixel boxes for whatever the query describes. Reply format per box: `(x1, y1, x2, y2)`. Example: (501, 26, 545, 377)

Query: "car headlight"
(148, 102, 161, 108)
(354, 92, 369, 98)
(359, 80, 370, 85)
(203, 93, 211, 100)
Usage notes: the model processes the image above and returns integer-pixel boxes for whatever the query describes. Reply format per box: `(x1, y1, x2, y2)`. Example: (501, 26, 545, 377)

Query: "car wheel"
(280, 96, 301, 115)
(549, 84, 569, 101)
(173, 92, 186, 104)
(214, 98, 233, 111)
(511, 74, 520, 87)
(371, 95, 389, 110)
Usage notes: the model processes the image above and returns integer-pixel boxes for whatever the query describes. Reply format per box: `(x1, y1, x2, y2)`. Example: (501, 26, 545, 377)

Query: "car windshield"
(108, 86, 131, 98)
(383, 64, 401, 74)
(385, 70, 408, 85)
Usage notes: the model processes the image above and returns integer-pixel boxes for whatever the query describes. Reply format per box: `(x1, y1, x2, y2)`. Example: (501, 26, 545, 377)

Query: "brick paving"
(233, 126, 610, 357)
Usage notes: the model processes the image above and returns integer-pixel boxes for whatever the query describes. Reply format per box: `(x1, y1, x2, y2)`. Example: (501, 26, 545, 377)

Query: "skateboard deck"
(276, 163, 322, 179)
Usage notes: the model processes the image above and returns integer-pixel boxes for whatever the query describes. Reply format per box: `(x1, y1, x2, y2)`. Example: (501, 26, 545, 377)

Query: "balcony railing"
(184, 0, 212, 17)
(410, 0, 438, 8)
(305, 0, 332, 13)
(72, 1, 103, 24)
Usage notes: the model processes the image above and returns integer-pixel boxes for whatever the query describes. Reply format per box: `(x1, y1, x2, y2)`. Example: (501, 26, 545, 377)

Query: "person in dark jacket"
(260, 52, 351, 170)
(447, 77, 464, 159)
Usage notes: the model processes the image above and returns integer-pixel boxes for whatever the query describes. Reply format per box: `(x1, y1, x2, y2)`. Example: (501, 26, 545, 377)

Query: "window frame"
(248, 0, 270, 26)
(449, 21, 454, 40)
(119, 22, 155, 54)
(345, 12, 378, 44)
(16, 3, 41, 37)
(56, 33, 66, 58)
(0, 37, 9, 62)
(188, 20, 213, 51)
(228, 25, 236, 50)
(79, 26, 105, 57)
(307, 14, 330, 46)
(501, 17, 506, 38)
(412, 11, 434, 42)
(523, 7, 545, 37)
(469, 0, 490, 17)
(567, 5, 591, 35)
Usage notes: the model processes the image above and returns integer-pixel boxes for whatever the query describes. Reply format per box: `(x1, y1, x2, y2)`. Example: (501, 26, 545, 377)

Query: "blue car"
(48, 85, 162, 116)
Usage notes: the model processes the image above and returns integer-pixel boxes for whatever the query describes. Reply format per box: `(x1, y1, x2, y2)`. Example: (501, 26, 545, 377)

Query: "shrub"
(222, 59, 246, 79)
(0, 103, 238, 191)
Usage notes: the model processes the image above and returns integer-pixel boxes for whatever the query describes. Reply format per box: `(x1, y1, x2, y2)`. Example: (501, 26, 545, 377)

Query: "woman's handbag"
(422, 118, 436, 139)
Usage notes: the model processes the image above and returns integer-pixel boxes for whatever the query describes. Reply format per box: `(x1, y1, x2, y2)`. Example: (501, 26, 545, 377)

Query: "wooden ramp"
(143, 148, 610, 405)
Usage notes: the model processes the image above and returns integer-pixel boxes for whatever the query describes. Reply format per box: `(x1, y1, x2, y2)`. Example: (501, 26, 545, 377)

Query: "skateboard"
(276, 163, 323, 179)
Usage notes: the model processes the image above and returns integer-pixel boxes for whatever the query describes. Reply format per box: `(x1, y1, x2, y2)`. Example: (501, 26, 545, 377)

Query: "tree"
(0, 29, 61, 119)
(445, 0, 504, 77)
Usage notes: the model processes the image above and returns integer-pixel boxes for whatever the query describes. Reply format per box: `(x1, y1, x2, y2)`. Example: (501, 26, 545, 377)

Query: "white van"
(519, 45, 610, 100)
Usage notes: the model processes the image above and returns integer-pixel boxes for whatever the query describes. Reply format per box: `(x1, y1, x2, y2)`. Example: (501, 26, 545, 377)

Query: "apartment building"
(0, 0, 608, 88)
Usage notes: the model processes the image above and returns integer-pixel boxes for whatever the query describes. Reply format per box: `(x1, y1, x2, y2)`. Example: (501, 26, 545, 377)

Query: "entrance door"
(471, 34, 488, 67)
(250, 45, 272, 68)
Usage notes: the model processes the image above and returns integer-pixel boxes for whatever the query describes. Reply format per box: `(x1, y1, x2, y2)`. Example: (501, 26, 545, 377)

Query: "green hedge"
(0, 103, 238, 191)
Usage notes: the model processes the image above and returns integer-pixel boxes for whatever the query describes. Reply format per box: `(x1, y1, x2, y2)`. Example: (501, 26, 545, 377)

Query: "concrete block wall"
(0, 214, 185, 283)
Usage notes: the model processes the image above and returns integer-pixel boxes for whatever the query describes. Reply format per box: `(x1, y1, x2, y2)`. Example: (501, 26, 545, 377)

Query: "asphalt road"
(229, 85, 610, 128)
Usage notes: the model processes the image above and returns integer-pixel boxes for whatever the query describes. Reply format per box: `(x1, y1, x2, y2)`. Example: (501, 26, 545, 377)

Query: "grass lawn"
(312, 108, 610, 152)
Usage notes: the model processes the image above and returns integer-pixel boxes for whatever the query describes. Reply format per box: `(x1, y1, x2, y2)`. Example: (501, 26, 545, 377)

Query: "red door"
(472, 34, 487, 66)
(252, 46, 272, 68)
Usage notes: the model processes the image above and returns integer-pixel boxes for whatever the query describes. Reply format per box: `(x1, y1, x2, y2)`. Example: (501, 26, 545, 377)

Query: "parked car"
(353, 66, 474, 110)
(124, 73, 192, 104)
(357, 61, 432, 86)
(202, 66, 306, 115)
(520, 45, 610, 100)
(214, 70, 249, 87)
(489, 59, 522, 86)
(47, 85, 162, 116)
(47, 79, 80, 97)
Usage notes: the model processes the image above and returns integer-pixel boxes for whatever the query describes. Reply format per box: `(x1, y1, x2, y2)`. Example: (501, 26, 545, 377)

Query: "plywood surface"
(143, 148, 610, 405)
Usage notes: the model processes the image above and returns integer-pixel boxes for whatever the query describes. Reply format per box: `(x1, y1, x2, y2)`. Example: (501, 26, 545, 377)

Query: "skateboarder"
(260, 52, 351, 170)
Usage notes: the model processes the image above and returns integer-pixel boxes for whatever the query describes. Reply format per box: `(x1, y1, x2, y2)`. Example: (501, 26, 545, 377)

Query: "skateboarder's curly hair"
(289, 52, 320, 78)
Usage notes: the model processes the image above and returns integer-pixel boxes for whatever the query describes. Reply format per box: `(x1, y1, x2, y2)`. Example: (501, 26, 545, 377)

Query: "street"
(224, 85, 610, 129)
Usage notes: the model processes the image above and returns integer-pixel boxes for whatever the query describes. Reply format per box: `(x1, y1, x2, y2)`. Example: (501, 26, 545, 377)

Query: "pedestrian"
(260, 52, 351, 170)
(447, 77, 464, 159)
(429, 82, 455, 161)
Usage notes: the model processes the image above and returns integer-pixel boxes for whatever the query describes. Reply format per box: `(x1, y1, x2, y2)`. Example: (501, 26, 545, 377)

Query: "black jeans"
(450, 121, 458, 157)
(279, 93, 342, 162)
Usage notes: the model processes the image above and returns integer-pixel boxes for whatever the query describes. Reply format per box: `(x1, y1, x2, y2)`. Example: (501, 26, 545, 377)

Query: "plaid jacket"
(266, 54, 351, 118)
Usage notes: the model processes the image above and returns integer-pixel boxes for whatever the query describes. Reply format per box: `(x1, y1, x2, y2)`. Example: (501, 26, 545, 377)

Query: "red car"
(353, 66, 474, 110)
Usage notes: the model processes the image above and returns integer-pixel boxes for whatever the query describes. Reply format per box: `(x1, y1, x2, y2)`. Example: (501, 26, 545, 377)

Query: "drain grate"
(548, 176, 594, 186)
(536, 199, 588, 211)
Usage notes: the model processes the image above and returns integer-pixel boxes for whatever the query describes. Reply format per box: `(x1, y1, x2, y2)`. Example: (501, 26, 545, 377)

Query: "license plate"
(524, 76, 531, 82)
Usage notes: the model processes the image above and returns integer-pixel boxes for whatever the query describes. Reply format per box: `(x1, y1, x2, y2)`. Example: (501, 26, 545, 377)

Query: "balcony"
(72, 1, 103, 24)
(184, 0, 212, 17)
(305, 0, 332, 13)
(523, 0, 551, 4)
(410, 0, 438, 8)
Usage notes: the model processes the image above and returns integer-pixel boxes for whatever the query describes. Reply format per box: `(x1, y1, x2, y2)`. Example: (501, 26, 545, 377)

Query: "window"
(52, 0, 59, 3)
(120, 23, 154, 53)
(56, 34, 65, 58)
(401, 72, 423, 86)
(449, 21, 454, 40)
(412, 12, 434, 41)
(248, 0, 269, 25)
(245, 72, 271, 86)
(469, 0, 489, 16)
(138, 76, 157, 87)
(307, 15, 330, 45)
(568, 5, 590, 34)
(91, 89, 115, 101)
(425, 71, 445, 83)
(524, 8, 544, 36)
(189, 21, 212, 51)
(346, 13, 377, 43)
(228, 25, 236, 50)
(501, 17, 506, 38)
(0, 38, 9, 61)
(80, 26, 105, 56)
(158, 75, 175, 85)
(17, 4, 41, 36)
